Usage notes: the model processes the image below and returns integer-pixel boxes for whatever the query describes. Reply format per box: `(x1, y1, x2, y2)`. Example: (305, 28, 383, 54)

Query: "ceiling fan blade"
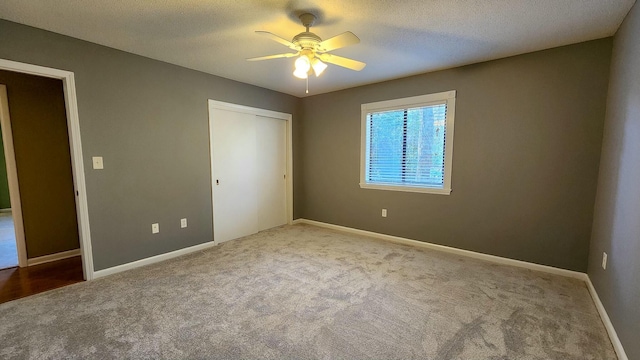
(255, 31, 300, 51)
(317, 31, 360, 52)
(247, 52, 299, 61)
(319, 53, 366, 71)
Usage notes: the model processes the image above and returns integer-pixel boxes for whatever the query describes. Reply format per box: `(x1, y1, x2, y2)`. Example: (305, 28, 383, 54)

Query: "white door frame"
(208, 99, 293, 245)
(0, 59, 94, 280)
(0, 85, 27, 267)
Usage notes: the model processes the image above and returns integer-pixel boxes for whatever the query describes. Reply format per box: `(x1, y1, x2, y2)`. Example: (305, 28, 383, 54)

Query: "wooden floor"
(0, 256, 84, 304)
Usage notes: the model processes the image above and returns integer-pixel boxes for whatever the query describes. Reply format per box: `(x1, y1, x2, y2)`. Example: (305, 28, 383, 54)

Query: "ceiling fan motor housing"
(292, 32, 322, 50)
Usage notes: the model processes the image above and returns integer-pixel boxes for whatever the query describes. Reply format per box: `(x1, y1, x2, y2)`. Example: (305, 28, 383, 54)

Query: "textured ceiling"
(0, 0, 635, 97)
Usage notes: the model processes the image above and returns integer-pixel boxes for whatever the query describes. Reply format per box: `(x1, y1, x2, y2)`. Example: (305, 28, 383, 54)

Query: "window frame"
(360, 90, 456, 195)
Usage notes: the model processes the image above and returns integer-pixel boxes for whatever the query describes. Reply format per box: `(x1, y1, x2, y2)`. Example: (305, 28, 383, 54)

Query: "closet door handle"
(216, 179, 219, 185)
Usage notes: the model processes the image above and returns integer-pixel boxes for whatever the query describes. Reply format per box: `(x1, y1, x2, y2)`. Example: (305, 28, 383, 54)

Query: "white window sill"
(359, 183, 452, 195)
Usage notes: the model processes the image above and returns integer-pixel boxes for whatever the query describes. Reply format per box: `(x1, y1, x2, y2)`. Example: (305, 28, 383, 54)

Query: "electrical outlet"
(382, 209, 387, 218)
(92, 156, 104, 170)
(602, 252, 608, 270)
(180, 218, 187, 228)
(152, 223, 159, 234)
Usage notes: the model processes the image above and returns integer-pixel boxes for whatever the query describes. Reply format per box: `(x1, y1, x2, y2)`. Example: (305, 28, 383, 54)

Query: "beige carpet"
(0, 224, 615, 359)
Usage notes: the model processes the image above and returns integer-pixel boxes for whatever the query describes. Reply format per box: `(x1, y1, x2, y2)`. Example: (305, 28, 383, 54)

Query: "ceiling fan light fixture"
(311, 58, 327, 77)
(293, 67, 308, 79)
(294, 55, 311, 73)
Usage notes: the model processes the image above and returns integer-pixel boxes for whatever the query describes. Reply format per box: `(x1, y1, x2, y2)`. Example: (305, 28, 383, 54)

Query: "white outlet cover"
(92, 156, 104, 170)
(152, 223, 159, 234)
(602, 252, 608, 270)
(181, 218, 187, 228)
(382, 209, 387, 217)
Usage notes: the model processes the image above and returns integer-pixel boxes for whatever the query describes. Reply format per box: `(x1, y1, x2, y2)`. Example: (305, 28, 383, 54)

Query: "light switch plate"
(92, 156, 104, 170)
(180, 218, 187, 228)
(152, 223, 159, 234)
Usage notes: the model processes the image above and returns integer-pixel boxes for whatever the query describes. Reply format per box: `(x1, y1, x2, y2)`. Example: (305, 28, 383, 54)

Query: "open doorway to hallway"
(0, 104, 17, 270)
(0, 67, 85, 299)
(0, 58, 93, 287)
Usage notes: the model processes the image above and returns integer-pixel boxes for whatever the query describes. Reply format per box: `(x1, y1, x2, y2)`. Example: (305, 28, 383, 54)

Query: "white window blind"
(360, 91, 456, 194)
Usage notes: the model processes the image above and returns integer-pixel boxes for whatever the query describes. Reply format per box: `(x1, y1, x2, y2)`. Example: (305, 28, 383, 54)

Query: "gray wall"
(0, 20, 300, 271)
(0, 70, 80, 258)
(299, 39, 612, 272)
(588, 1, 640, 358)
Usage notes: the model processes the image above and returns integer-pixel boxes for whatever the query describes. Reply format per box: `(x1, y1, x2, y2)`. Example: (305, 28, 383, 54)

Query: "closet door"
(211, 108, 258, 243)
(256, 116, 287, 231)
(211, 109, 288, 243)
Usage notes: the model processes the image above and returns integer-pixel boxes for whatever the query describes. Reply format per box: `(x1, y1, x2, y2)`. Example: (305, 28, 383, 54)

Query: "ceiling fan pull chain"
(306, 76, 309, 94)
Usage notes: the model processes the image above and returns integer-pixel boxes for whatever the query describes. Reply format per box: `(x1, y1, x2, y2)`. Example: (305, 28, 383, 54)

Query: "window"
(360, 91, 456, 194)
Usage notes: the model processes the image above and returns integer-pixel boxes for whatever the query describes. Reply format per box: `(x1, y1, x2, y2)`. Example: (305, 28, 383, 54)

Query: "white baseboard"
(585, 277, 628, 360)
(293, 219, 587, 280)
(0, 208, 12, 213)
(27, 248, 81, 266)
(293, 218, 628, 358)
(93, 240, 217, 279)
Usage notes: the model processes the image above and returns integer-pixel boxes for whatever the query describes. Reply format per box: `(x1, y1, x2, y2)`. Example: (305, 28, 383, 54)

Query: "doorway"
(0, 120, 16, 269)
(0, 84, 25, 270)
(208, 100, 292, 244)
(0, 74, 87, 303)
(0, 59, 94, 281)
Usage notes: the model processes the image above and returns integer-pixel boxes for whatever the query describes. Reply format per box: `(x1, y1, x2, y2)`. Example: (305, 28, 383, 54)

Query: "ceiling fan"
(247, 13, 366, 81)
